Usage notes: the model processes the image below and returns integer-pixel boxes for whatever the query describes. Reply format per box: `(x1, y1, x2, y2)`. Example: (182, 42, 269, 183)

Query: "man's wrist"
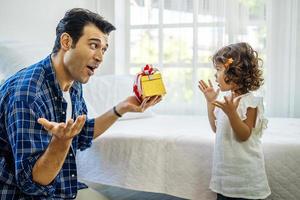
(50, 136, 72, 151)
(113, 106, 122, 117)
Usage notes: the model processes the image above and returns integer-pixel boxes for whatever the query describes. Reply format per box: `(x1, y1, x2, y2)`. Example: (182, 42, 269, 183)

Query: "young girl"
(198, 42, 271, 200)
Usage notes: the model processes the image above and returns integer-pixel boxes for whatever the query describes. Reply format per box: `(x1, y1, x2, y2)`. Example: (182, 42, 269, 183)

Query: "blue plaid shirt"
(0, 55, 95, 199)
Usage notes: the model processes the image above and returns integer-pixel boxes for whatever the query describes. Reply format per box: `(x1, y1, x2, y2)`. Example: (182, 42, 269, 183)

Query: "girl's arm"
(198, 80, 219, 133)
(213, 95, 257, 141)
(227, 107, 257, 141)
(207, 102, 217, 133)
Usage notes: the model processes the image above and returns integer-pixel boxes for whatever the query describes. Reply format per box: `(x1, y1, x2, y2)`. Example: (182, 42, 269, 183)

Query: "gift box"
(133, 64, 167, 102)
(141, 73, 166, 97)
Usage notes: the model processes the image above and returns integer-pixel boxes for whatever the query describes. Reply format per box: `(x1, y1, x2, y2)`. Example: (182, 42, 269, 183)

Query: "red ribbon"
(133, 64, 156, 102)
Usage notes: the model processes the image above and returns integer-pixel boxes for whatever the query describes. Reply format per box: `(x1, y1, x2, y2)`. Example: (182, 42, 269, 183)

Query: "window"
(126, 0, 266, 114)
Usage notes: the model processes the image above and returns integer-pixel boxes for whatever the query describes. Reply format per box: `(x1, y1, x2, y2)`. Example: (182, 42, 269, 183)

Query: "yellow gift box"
(141, 73, 166, 97)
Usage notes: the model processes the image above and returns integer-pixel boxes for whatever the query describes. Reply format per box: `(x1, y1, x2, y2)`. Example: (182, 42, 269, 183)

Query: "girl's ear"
(60, 33, 73, 51)
(224, 75, 230, 84)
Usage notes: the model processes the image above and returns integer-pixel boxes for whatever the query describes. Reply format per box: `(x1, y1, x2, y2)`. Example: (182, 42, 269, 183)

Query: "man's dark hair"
(52, 8, 116, 54)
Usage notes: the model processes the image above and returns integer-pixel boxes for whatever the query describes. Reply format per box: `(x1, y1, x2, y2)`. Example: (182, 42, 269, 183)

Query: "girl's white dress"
(209, 93, 271, 199)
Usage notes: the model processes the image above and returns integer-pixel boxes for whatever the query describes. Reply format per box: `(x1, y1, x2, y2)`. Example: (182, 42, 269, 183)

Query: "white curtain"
(266, 0, 300, 117)
(123, 0, 300, 117)
(126, 0, 267, 115)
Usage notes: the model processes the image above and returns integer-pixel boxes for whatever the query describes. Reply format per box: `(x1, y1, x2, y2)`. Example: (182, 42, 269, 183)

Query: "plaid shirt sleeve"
(75, 95, 95, 151)
(6, 99, 58, 196)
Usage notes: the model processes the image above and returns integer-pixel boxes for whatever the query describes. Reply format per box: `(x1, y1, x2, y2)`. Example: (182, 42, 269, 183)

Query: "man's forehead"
(83, 25, 108, 43)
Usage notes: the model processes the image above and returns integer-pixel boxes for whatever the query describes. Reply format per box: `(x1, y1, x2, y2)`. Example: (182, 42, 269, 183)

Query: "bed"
(77, 115, 300, 200)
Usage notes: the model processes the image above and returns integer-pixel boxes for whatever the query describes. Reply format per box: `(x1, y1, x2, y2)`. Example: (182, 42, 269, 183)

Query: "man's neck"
(51, 53, 73, 92)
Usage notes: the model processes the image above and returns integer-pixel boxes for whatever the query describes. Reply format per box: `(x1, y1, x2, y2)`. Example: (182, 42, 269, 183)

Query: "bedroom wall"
(295, 1, 300, 117)
(0, 0, 116, 75)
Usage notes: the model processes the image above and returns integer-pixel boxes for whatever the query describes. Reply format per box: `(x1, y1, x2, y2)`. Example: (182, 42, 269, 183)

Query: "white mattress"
(77, 115, 300, 200)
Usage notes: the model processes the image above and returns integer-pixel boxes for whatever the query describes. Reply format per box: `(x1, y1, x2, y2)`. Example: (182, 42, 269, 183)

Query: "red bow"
(133, 64, 156, 102)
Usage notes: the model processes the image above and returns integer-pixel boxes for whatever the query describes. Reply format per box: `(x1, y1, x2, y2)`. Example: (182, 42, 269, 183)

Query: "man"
(0, 8, 161, 199)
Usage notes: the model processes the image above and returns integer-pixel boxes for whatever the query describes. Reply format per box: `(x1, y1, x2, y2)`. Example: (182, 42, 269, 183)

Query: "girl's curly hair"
(212, 42, 264, 95)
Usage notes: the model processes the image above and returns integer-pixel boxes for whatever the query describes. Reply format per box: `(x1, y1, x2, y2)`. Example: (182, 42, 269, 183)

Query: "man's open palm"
(38, 115, 86, 141)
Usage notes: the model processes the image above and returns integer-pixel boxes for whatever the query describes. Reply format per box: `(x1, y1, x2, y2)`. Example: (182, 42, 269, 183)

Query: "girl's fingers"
(198, 80, 206, 90)
(212, 101, 224, 108)
(200, 80, 209, 88)
(208, 79, 213, 88)
(198, 84, 204, 92)
(224, 96, 229, 104)
(212, 102, 221, 108)
(234, 96, 242, 106)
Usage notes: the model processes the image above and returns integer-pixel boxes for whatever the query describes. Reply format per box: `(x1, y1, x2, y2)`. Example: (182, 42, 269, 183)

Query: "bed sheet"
(77, 116, 300, 200)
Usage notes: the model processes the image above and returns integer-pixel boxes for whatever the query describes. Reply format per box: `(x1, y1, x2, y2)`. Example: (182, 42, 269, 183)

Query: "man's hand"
(116, 95, 162, 115)
(37, 115, 86, 141)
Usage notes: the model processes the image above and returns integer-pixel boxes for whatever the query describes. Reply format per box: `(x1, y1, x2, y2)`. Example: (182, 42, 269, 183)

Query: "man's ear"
(60, 33, 73, 51)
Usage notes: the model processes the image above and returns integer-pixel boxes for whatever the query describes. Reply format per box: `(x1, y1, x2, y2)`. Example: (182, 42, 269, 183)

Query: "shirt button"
(54, 97, 58, 100)
(73, 195, 76, 198)
(71, 174, 75, 177)
(62, 111, 66, 114)
(69, 153, 73, 157)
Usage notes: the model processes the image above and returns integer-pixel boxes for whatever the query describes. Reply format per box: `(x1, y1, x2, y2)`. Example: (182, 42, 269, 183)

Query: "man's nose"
(94, 50, 103, 63)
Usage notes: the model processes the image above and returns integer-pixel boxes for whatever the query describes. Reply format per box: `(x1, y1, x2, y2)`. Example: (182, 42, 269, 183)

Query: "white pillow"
(0, 41, 50, 83)
(83, 75, 154, 120)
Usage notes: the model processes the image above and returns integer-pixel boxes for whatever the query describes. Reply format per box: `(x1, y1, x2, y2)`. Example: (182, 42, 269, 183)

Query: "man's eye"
(90, 43, 98, 49)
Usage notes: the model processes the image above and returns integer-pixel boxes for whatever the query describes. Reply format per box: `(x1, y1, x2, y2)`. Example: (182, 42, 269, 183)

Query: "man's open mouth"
(87, 65, 96, 75)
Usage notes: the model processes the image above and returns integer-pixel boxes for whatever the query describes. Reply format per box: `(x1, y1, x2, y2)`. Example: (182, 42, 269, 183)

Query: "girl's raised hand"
(212, 92, 241, 116)
(198, 79, 220, 103)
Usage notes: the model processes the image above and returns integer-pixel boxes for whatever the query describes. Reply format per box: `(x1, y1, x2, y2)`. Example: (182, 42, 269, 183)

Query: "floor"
(87, 182, 188, 200)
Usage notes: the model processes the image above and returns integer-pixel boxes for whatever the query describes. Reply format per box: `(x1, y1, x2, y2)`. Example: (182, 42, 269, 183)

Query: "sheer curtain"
(125, 0, 267, 115)
(265, 0, 300, 117)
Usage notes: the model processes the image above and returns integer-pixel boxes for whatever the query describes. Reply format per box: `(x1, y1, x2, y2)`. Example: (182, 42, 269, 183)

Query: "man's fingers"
(154, 96, 162, 105)
(149, 96, 159, 105)
(70, 115, 86, 134)
(77, 115, 86, 131)
(38, 118, 54, 131)
(144, 96, 160, 110)
(65, 118, 74, 133)
(140, 97, 150, 110)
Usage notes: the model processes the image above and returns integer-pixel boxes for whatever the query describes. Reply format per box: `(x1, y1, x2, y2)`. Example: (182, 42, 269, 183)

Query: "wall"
(295, 1, 300, 117)
(0, 0, 116, 75)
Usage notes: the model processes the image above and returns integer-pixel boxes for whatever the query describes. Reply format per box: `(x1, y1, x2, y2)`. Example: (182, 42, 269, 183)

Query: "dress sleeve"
(6, 99, 59, 196)
(236, 94, 268, 136)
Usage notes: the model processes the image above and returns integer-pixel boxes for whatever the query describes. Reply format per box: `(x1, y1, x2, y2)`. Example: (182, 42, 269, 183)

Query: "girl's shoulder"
(237, 92, 264, 120)
(237, 92, 268, 132)
(238, 92, 264, 108)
